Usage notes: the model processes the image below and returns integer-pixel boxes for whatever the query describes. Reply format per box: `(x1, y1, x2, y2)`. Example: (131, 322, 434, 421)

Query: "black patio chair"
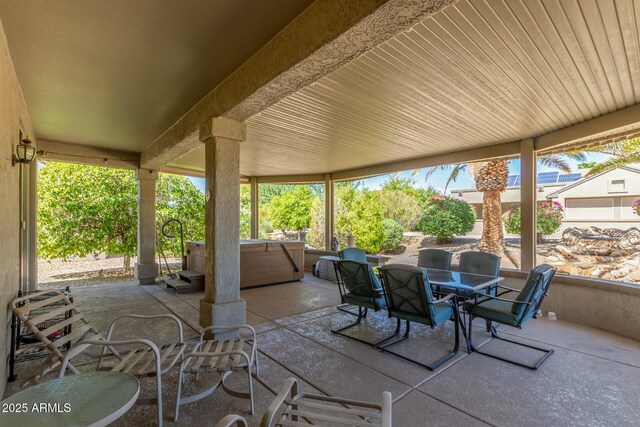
(378, 264, 462, 371)
(464, 264, 556, 370)
(332, 260, 399, 346)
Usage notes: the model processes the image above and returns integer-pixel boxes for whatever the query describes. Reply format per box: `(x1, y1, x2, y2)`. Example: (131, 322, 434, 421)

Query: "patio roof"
(6, 274, 640, 426)
(2, 0, 639, 179)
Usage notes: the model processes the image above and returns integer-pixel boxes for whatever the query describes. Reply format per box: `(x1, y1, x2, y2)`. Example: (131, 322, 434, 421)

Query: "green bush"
(381, 219, 404, 251)
(417, 195, 475, 244)
(335, 184, 384, 254)
(503, 201, 564, 242)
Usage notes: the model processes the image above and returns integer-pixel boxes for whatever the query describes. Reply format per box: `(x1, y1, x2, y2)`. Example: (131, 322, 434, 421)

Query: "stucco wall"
(500, 270, 640, 342)
(0, 18, 35, 396)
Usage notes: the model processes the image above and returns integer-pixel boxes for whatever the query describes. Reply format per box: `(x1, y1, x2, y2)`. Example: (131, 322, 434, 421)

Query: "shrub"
(633, 198, 640, 217)
(381, 219, 404, 251)
(378, 189, 421, 231)
(503, 201, 564, 242)
(417, 195, 475, 244)
(335, 184, 384, 254)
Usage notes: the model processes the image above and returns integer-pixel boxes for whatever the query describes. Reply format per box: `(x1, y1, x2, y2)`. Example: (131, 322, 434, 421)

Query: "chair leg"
(469, 317, 554, 370)
(156, 373, 163, 427)
(247, 367, 255, 415)
(377, 319, 459, 371)
(337, 303, 360, 317)
(331, 308, 400, 346)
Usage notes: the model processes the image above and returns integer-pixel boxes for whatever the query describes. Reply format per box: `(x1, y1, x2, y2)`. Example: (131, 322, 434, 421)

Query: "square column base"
(199, 299, 246, 339)
(134, 262, 159, 285)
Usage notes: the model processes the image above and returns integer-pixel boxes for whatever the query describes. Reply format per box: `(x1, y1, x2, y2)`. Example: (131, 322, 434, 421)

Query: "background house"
(451, 167, 640, 239)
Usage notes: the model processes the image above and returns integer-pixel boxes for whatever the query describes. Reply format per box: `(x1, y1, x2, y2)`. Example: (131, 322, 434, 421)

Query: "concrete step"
(165, 275, 203, 293)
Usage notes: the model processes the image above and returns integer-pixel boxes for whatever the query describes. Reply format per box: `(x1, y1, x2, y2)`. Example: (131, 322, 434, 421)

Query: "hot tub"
(186, 239, 305, 288)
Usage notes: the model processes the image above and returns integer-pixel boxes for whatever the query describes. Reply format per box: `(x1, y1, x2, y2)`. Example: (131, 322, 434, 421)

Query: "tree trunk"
(478, 189, 504, 254)
(475, 160, 509, 255)
(123, 255, 131, 270)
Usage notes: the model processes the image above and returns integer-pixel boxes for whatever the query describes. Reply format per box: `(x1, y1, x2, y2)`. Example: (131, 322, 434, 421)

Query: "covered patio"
(2, 0, 640, 425)
(6, 273, 640, 426)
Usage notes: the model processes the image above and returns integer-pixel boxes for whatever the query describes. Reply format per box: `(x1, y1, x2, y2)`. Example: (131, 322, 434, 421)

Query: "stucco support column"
(250, 177, 258, 239)
(520, 139, 537, 271)
(199, 117, 247, 330)
(325, 174, 334, 250)
(134, 169, 159, 285)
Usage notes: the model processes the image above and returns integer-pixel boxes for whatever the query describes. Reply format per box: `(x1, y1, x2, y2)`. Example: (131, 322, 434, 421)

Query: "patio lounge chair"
(378, 264, 462, 371)
(332, 260, 399, 346)
(464, 264, 556, 370)
(215, 414, 248, 427)
(12, 289, 185, 427)
(214, 378, 392, 426)
(174, 324, 258, 422)
(417, 248, 452, 270)
(262, 377, 392, 426)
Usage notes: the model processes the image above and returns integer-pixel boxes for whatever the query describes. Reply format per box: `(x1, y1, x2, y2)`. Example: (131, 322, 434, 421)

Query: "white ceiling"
(170, 0, 640, 177)
(0, 0, 313, 151)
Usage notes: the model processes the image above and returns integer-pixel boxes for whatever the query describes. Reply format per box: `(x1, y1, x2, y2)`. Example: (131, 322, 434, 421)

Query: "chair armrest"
(261, 378, 299, 427)
(200, 325, 256, 344)
(58, 337, 161, 377)
(106, 314, 184, 343)
(431, 293, 457, 305)
(471, 294, 534, 307)
(215, 414, 248, 427)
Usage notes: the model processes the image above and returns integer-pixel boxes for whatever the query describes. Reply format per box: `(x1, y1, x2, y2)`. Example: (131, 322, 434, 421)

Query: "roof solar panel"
(507, 175, 519, 186)
(558, 173, 581, 183)
(536, 172, 559, 184)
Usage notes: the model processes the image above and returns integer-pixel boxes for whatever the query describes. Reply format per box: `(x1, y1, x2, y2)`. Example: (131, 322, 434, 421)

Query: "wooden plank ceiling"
(168, 0, 640, 177)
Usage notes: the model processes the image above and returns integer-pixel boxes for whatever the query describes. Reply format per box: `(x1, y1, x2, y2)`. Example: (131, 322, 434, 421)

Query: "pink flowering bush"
(417, 195, 475, 244)
(503, 201, 564, 242)
(633, 199, 640, 217)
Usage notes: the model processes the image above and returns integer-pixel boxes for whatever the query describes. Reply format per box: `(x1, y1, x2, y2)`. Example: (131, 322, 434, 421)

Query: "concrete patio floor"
(6, 273, 640, 426)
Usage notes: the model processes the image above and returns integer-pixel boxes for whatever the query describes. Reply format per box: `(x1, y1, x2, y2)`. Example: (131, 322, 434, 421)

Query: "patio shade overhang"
(4, 0, 639, 180)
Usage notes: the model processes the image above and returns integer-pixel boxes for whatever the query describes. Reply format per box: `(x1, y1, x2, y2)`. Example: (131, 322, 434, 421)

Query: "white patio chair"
(11, 289, 185, 427)
(174, 324, 259, 422)
(217, 377, 392, 427)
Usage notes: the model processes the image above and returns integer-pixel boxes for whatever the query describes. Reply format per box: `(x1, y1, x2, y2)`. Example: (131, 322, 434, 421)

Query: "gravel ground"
(38, 256, 181, 289)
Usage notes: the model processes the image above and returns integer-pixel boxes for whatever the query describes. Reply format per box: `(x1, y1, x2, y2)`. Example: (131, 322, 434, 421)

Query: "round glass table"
(0, 371, 140, 427)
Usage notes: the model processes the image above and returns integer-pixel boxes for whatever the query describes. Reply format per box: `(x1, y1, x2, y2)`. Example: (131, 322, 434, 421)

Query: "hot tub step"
(166, 270, 204, 293)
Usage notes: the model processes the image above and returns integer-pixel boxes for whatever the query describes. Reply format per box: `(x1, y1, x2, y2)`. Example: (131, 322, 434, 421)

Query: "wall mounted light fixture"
(13, 134, 36, 166)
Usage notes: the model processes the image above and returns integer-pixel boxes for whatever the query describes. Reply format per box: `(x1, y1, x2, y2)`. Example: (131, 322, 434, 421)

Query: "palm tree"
(425, 152, 585, 256)
(580, 137, 640, 175)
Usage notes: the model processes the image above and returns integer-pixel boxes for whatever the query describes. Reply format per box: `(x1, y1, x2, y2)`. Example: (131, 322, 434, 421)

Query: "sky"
(188, 152, 611, 194)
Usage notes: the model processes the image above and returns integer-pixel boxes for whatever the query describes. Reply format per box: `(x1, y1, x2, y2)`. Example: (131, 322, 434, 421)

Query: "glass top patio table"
(0, 371, 139, 427)
(423, 268, 504, 296)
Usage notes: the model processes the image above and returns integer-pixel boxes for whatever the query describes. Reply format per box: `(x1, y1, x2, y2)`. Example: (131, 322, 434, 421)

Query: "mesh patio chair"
(174, 324, 258, 422)
(464, 264, 556, 370)
(332, 260, 400, 346)
(416, 248, 452, 270)
(339, 247, 368, 263)
(378, 264, 462, 371)
(459, 251, 501, 277)
(261, 378, 392, 427)
(12, 289, 185, 427)
(337, 248, 384, 316)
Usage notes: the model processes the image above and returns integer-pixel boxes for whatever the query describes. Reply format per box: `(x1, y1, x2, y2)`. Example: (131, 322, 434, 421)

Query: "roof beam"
(330, 141, 520, 181)
(256, 174, 326, 184)
(535, 104, 640, 152)
(37, 139, 140, 169)
(140, 0, 457, 170)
